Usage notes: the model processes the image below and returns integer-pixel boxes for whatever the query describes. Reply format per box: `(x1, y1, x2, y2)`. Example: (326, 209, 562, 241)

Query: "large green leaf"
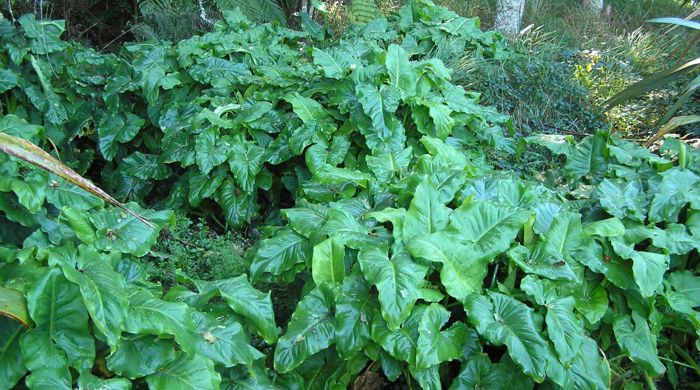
(305, 136, 350, 174)
(335, 271, 375, 358)
(508, 244, 578, 282)
(568, 337, 611, 390)
(542, 211, 583, 260)
(192, 276, 278, 344)
(449, 354, 534, 390)
(250, 229, 310, 282)
(365, 147, 412, 182)
(543, 297, 584, 364)
(25, 268, 95, 370)
(192, 311, 264, 367)
(313, 47, 355, 79)
(228, 135, 266, 193)
(447, 200, 529, 258)
(282, 200, 330, 238)
(665, 271, 700, 314)
(573, 239, 636, 291)
(124, 289, 197, 354)
(356, 83, 400, 139)
(649, 168, 700, 222)
(91, 204, 174, 257)
(610, 238, 669, 297)
(121, 152, 171, 180)
(403, 176, 450, 241)
(195, 129, 229, 175)
(0, 69, 19, 93)
(465, 292, 550, 382)
(20, 330, 72, 389)
(415, 303, 467, 369)
(106, 335, 177, 378)
(520, 276, 584, 364)
(319, 208, 375, 249)
(0, 316, 26, 389)
(407, 232, 489, 301)
(59, 246, 128, 349)
(284, 93, 332, 124)
(613, 312, 665, 377)
(274, 284, 336, 373)
(188, 168, 227, 207)
(146, 352, 221, 390)
(371, 305, 425, 364)
(564, 133, 608, 181)
(311, 236, 346, 286)
(358, 245, 427, 330)
(98, 112, 145, 161)
(385, 44, 417, 98)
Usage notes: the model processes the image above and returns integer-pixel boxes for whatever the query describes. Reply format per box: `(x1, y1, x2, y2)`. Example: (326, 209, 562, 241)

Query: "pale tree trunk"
(583, 0, 604, 13)
(494, 0, 526, 36)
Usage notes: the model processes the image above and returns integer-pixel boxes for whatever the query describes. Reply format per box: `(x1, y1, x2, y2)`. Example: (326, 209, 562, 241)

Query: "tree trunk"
(494, 0, 526, 36)
(583, 0, 604, 12)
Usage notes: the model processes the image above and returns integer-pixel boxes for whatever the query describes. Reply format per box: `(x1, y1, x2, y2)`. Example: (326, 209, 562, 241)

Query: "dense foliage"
(1, 1, 699, 389)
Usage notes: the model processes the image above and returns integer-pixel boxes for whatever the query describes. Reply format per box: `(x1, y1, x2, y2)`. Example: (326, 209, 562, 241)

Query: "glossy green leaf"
(91, 204, 174, 257)
(582, 217, 625, 238)
(274, 284, 336, 373)
(195, 128, 229, 175)
(596, 179, 647, 222)
(508, 244, 578, 282)
(124, 289, 196, 354)
(146, 352, 221, 390)
(106, 335, 177, 378)
(59, 246, 128, 349)
(21, 268, 95, 368)
(665, 271, 700, 314)
(611, 238, 669, 297)
(229, 136, 266, 193)
(403, 176, 450, 241)
(98, 112, 145, 161)
(192, 276, 278, 344)
(447, 200, 529, 258)
(564, 133, 608, 181)
(313, 47, 353, 79)
(335, 272, 375, 358)
(416, 303, 467, 369)
(192, 311, 264, 367)
(465, 292, 550, 382)
(649, 168, 700, 222)
(450, 354, 534, 390)
(284, 93, 332, 124)
(407, 232, 489, 301)
(250, 229, 310, 282)
(359, 245, 427, 330)
(386, 44, 417, 98)
(613, 312, 665, 377)
(0, 316, 26, 389)
(312, 236, 345, 286)
(366, 147, 412, 182)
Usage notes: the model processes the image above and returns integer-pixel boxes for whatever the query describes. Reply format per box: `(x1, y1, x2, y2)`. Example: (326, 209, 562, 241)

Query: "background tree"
(494, 0, 525, 36)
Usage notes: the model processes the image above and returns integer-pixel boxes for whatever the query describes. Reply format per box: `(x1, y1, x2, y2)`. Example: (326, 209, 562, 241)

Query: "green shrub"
(144, 213, 252, 288)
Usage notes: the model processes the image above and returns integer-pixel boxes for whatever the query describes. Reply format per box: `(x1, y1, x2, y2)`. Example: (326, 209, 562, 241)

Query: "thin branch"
(198, 0, 214, 25)
(6, 0, 15, 22)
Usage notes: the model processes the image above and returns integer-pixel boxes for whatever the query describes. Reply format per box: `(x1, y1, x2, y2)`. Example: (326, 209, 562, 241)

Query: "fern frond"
(216, 0, 287, 24)
(137, 0, 173, 16)
(350, 0, 380, 24)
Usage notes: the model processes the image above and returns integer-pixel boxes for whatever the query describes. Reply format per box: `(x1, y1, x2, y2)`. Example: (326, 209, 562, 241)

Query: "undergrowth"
(144, 213, 252, 288)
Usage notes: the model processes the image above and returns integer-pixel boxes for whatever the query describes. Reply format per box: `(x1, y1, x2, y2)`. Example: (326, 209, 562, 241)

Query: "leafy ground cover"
(1, 1, 700, 389)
